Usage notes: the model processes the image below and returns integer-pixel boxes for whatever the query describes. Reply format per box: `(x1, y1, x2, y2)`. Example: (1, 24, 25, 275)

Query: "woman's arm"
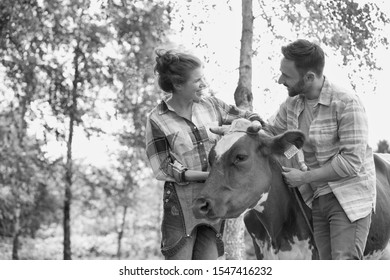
(184, 170, 209, 182)
(211, 96, 264, 125)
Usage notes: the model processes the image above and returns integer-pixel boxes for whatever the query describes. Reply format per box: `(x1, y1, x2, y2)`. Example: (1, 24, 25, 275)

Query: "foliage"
(376, 140, 390, 153)
(108, 0, 173, 148)
(0, 109, 61, 239)
(255, 0, 389, 91)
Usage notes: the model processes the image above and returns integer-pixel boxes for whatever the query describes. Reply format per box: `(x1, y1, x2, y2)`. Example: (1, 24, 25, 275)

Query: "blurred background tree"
(376, 140, 390, 153)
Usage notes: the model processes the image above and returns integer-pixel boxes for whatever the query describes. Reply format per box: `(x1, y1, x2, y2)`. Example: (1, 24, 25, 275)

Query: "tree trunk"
(63, 110, 74, 260)
(224, 0, 254, 260)
(63, 44, 81, 260)
(234, 0, 254, 112)
(11, 95, 31, 260)
(223, 217, 246, 260)
(12, 206, 21, 260)
(117, 206, 128, 259)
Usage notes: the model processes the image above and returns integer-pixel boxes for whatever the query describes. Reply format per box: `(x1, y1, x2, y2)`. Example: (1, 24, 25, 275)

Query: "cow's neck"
(256, 156, 311, 249)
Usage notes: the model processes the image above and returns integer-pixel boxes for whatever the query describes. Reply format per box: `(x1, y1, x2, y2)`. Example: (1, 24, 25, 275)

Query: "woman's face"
(177, 67, 207, 101)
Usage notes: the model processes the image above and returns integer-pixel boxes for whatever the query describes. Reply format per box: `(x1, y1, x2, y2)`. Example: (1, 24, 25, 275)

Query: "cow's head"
(192, 118, 305, 222)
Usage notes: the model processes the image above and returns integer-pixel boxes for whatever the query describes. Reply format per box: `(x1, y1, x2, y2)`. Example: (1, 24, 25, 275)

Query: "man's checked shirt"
(145, 96, 262, 184)
(266, 78, 376, 222)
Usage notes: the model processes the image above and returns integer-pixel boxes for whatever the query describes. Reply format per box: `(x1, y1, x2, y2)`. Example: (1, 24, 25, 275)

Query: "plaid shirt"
(266, 78, 376, 222)
(145, 96, 262, 184)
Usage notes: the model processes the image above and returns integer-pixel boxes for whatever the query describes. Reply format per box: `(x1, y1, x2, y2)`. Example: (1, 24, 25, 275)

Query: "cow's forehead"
(214, 132, 247, 159)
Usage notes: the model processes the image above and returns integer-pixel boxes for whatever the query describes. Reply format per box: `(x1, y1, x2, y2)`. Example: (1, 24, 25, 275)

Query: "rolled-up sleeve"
(145, 117, 188, 183)
(330, 98, 369, 177)
(212, 97, 264, 125)
(264, 100, 288, 136)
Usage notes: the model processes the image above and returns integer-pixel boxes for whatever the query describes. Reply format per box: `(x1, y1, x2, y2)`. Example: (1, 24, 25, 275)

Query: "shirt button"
(203, 157, 207, 161)
(167, 190, 171, 194)
(165, 199, 169, 203)
(199, 142, 203, 146)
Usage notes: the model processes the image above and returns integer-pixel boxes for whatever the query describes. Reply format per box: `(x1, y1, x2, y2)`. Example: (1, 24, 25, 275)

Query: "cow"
(192, 118, 390, 260)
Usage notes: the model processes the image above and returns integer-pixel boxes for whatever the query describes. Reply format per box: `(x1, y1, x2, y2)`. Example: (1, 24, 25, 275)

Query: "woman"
(145, 49, 263, 259)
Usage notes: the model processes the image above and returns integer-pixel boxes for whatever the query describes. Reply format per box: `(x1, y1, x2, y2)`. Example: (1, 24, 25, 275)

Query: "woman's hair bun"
(154, 49, 180, 74)
(153, 48, 202, 93)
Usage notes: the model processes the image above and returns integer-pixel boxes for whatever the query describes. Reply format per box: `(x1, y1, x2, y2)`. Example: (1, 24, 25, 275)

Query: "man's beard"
(287, 78, 306, 97)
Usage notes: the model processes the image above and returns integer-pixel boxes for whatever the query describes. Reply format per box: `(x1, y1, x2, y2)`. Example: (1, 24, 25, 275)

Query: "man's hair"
(154, 49, 202, 93)
(281, 39, 325, 77)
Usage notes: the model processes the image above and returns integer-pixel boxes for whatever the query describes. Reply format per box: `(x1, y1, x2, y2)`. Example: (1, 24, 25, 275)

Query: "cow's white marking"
(252, 235, 312, 260)
(364, 250, 384, 260)
(253, 192, 269, 213)
(364, 243, 390, 260)
(214, 133, 245, 159)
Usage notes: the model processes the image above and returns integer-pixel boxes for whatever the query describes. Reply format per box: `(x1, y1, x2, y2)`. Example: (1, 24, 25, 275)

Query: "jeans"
(312, 192, 371, 260)
(164, 225, 220, 260)
(161, 182, 224, 259)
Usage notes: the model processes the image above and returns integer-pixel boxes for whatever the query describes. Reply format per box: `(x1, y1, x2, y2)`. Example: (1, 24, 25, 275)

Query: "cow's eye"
(234, 154, 248, 164)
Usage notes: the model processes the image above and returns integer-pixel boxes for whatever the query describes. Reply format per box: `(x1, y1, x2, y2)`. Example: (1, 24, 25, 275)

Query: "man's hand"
(281, 166, 307, 188)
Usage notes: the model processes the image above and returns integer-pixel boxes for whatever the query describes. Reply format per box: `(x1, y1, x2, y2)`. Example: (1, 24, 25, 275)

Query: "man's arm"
(263, 100, 289, 136)
(330, 97, 370, 177)
(282, 163, 342, 188)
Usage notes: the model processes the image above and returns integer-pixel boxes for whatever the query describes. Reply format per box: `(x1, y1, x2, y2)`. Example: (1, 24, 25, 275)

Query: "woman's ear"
(173, 83, 183, 91)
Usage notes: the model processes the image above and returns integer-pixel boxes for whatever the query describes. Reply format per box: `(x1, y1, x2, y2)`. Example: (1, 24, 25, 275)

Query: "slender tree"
(224, 0, 254, 260)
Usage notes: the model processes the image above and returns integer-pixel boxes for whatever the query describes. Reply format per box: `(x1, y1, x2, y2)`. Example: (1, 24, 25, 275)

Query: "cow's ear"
(267, 130, 305, 155)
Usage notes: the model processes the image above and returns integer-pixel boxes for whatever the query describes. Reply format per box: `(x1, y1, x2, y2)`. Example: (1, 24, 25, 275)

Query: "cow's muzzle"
(192, 196, 215, 219)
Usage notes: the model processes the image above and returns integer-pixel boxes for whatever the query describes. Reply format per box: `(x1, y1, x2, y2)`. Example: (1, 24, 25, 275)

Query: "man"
(265, 39, 376, 259)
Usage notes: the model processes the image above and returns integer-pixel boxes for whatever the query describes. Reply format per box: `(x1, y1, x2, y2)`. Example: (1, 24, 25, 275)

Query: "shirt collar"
(158, 95, 205, 115)
(318, 77, 332, 106)
(298, 76, 331, 107)
(158, 98, 170, 115)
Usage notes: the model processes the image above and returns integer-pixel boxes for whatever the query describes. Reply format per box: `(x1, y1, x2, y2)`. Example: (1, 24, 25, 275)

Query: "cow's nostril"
(199, 200, 210, 213)
(193, 197, 212, 218)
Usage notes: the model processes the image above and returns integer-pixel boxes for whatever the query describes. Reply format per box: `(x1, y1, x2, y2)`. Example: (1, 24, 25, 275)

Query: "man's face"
(278, 58, 307, 97)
